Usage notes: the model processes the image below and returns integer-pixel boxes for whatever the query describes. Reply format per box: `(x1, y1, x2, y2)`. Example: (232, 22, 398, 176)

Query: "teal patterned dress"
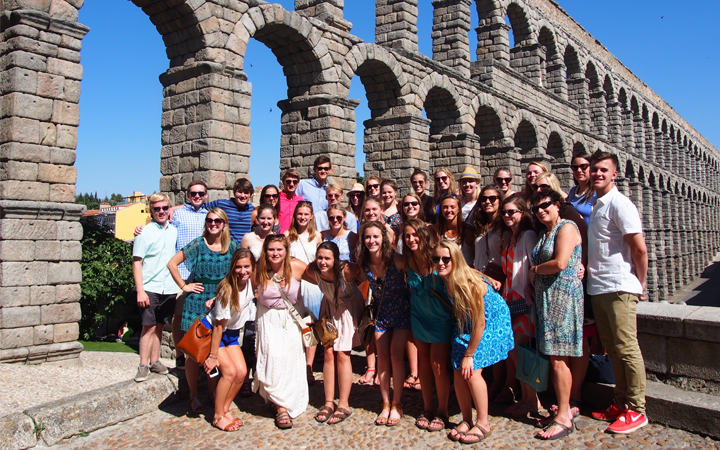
(531, 219, 583, 357)
(180, 237, 239, 332)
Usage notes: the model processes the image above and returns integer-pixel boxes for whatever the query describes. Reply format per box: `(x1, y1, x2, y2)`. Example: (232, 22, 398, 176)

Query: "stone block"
(0, 326, 33, 349)
(0, 305, 40, 329)
(34, 324, 54, 344)
(34, 240, 61, 261)
(638, 332, 667, 374)
(56, 124, 77, 149)
(0, 117, 40, 144)
(684, 306, 720, 343)
(0, 219, 57, 240)
(60, 241, 81, 261)
(1, 67, 38, 95)
(63, 79, 81, 103)
(53, 322, 78, 343)
(47, 57, 82, 80)
(1, 160, 39, 181)
(49, 183, 76, 202)
(51, 100, 80, 125)
(48, 0, 79, 20)
(37, 74, 64, 100)
(0, 261, 48, 286)
(47, 262, 81, 284)
(0, 413, 36, 450)
(667, 337, 720, 382)
(0, 142, 50, 163)
(637, 302, 698, 338)
(57, 221, 82, 240)
(0, 240, 35, 261)
(30, 285, 55, 305)
(40, 302, 80, 325)
(199, 152, 230, 171)
(0, 180, 49, 201)
(25, 374, 177, 446)
(1, 50, 47, 71)
(646, 380, 720, 440)
(55, 284, 80, 303)
(1, 92, 53, 120)
(37, 163, 77, 183)
(0, 286, 30, 307)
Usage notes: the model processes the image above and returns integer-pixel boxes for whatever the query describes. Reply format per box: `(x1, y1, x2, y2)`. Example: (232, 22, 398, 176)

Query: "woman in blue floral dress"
(433, 240, 513, 445)
(168, 207, 239, 413)
(530, 190, 583, 440)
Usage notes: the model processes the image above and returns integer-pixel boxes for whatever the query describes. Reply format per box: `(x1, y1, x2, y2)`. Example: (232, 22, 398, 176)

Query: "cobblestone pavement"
(52, 361, 719, 450)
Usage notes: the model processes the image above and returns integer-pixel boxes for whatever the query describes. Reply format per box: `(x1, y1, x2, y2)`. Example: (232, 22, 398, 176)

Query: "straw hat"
(459, 166, 480, 180)
(347, 183, 365, 197)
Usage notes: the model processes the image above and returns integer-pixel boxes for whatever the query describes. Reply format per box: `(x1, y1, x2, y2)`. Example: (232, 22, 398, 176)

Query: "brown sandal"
(328, 407, 352, 425)
(212, 416, 240, 432)
(375, 402, 391, 426)
(275, 409, 293, 429)
(386, 403, 403, 427)
(459, 423, 491, 445)
(314, 403, 336, 423)
(427, 415, 448, 432)
(415, 410, 433, 430)
(448, 420, 470, 442)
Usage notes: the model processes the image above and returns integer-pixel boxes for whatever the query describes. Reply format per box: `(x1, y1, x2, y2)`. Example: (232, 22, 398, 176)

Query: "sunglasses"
(348, 193, 363, 198)
(495, 177, 512, 184)
(205, 217, 224, 225)
(284, 179, 298, 185)
(501, 208, 520, 216)
(403, 201, 419, 207)
(431, 256, 452, 264)
(328, 215, 344, 222)
(411, 180, 425, 185)
(532, 201, 554, 213)
(266, 234, 284, 242)
(327, 193, 342, 198)
(571, 163, 590, 171)
(316, 165, 331, 172)
(532, 184, 551, 191)
(188, 191, 206, 197)
(480, 195, 499, 203)
(263, 193, 279, 199)
(435, 176, 449, 182)
(367, 184, 379, 190)
(152, 205, 170, 212)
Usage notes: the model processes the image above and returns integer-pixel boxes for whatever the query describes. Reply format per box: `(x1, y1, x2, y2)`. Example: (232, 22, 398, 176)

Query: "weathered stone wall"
(0, 0, 718, 362)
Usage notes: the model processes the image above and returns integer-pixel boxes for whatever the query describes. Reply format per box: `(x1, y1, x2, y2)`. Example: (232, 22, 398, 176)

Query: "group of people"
(131, 151, 649, 441)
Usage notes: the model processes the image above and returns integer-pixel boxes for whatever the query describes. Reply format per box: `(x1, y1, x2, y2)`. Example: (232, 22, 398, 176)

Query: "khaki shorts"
(174, 290, 187, 316)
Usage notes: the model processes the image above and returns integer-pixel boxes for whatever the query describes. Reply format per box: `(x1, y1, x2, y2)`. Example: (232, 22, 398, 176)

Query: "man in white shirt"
(315, 184, 358, 232)
(587, 151, 649, 434)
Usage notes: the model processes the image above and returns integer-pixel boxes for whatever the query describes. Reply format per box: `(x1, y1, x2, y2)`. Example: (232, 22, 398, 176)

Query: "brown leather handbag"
(176, 315, 212, 363)
(313, 317, 338, 348)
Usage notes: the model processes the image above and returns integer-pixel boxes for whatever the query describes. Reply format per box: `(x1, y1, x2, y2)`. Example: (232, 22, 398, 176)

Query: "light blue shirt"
(171, 203, 208, 279)
(296, 178, 328, 214)
(133, 221, 179, 295)
(315, 210, 357, 233)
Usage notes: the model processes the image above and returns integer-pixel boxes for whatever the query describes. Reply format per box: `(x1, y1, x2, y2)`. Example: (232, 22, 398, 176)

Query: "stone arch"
(474, 103, 507, 149)
(508, 111, 539, 154)
(505, 2, 536, 47)
(226, 5, 335, 97)
(630, 95, 643, 157)
(625, 159, 636, 180)
(564, 44, 583, 108)
(573, 141, 587, 156)
(415, 73, 467, 133)
(604, 74, 620, 143)
(545, 123, 567, 160)
(586, 61, 605, 137)
(538, 26, 562, 93)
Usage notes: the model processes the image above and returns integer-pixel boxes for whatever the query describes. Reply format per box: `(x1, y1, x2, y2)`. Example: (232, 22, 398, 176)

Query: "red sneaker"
(591, 403, 625, 422)
(607, 410, 648, 434)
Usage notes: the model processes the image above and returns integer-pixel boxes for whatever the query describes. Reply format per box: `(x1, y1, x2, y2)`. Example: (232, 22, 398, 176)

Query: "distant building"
(81, 192, 151, 241)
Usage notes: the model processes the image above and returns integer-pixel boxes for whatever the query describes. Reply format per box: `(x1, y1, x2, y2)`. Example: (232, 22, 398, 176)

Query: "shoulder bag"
(311, 272, 339, 348)
(357, 280, 379, 347)
(515, 343, 550, 392)
(273, 278, 318, 348)
(176, 314, 212, 363)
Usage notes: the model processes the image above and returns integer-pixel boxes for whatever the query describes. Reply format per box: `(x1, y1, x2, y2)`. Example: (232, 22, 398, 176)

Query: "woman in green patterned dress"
(530, 190, 583, 440)
(168, 207, 239, 413)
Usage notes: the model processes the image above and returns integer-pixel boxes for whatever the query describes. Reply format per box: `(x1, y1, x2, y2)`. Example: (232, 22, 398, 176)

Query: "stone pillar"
(644, 117, 655, 164)
(642, 182, 658, 301)
(509, 44, 545, 85)
(475, 1, 509, 67)
(278, 95, 360, 190)
(652, 187, 667, 300)
(606, 91, 621, 144)
(158, 64, 251, 203)
(589, 89, 607, 139)
(295, 0, 352, 31)
(621, 106, 635, 155)
(567, 77, 590, 131)
(654, 129, 664, 167)
(0, 9, 87, 363)
(482, 146, 523, 189)
(682, 194, 692, 285)
(669, 135, 679, 177)
(670, 191, 682, 293)
(690, 198, 698, 279)
(376, 0, 419, 52)
(364, 114, 431, 194)
(677, 139, 686, 180)
(430, 132, 482, 180)
(633, 112, 645, 160)
(431, 0, 471, 78)
(661, 187, 675, 297)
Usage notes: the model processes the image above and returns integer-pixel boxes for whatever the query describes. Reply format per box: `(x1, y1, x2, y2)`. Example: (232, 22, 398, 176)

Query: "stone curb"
(0, 372, 181, 450)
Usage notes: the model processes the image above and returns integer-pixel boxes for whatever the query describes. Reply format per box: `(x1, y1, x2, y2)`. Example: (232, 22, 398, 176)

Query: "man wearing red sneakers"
(587, 151, 649, 434)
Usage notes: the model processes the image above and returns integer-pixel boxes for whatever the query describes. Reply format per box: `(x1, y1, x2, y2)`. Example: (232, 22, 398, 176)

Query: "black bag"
(586, 354, 616, 384)
(507, 298, 530, 318)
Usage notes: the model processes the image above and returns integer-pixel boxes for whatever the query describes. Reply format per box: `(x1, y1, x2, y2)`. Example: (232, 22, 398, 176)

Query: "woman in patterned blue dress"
(167, 207, 239, 413)
(433, 241, 513, 445)
(530, 190, 583, 440)
(356, 221, 410, 426)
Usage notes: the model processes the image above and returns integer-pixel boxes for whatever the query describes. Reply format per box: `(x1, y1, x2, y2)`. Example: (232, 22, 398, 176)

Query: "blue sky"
(76, 1, 719, 197)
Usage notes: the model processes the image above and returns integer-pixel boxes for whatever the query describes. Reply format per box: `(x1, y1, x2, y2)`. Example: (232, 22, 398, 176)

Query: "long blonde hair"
(287, 201, 317, 243)
(215, 248, 255, 312)
(433, 167, 458, 208)
(203, 207, 232, 254)
(524, 161, 550, 199)
(257, 235, 292, 291)
(436, 241, 487, 333)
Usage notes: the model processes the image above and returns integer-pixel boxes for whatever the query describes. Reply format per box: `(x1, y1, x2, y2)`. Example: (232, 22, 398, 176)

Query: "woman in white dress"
(284, 201, 323, 383)
(242, 203, 278, 261)
(251, 235, 308, 429)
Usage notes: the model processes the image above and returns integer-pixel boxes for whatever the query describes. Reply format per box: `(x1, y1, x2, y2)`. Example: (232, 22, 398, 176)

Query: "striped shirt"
(205, 199, 254, 243)
(171, 203, 208, 279)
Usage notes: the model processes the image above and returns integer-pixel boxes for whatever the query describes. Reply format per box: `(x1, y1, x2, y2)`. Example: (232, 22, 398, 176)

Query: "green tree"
(79, 222, 135, 340)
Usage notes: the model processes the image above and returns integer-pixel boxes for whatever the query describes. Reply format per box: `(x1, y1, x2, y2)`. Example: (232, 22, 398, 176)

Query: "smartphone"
(209, 367, 220, 378)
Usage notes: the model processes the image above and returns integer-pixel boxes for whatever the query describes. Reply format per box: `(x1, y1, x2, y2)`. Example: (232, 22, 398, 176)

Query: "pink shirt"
(279, 191, 304, 233)
(258, 277, 301, 309)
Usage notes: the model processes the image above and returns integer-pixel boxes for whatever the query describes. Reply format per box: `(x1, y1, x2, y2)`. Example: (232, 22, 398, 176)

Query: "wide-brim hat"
(347, 183, 365, 196)
(459, 166, 479, 180)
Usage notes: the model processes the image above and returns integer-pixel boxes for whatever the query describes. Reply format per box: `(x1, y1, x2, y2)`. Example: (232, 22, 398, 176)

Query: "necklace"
(271, 272, 286, 283)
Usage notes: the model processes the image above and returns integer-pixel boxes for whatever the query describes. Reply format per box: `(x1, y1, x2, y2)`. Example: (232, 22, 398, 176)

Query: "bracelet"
(532, 265, 538, 274)
(207, 354, 218, 359)
(463, 355, 473, 359)
(180, 283, 186, 289)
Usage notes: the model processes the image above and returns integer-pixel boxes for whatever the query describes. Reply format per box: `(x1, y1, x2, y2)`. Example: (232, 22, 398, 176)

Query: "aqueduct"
(0, 0, 718, 363)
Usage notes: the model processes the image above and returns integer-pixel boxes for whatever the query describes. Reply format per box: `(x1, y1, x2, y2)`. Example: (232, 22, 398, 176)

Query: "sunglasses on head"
(532, 200, 555, 213)
(480, 195, 499, 203)
(501, 208, 519, 216)
(188, 191, 206, 197)
(571, 163, 590, 171)
(205, 217, 224, 225)
(403, 201, 419, 207)
(432, 256, 452, 264)
(152, 205, 170, 212)
(266, 234, 284, 242)
(495, 177, 512, 184)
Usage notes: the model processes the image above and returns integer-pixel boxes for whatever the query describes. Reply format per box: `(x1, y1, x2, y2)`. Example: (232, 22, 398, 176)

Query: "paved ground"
(49, 354, 719, 450)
